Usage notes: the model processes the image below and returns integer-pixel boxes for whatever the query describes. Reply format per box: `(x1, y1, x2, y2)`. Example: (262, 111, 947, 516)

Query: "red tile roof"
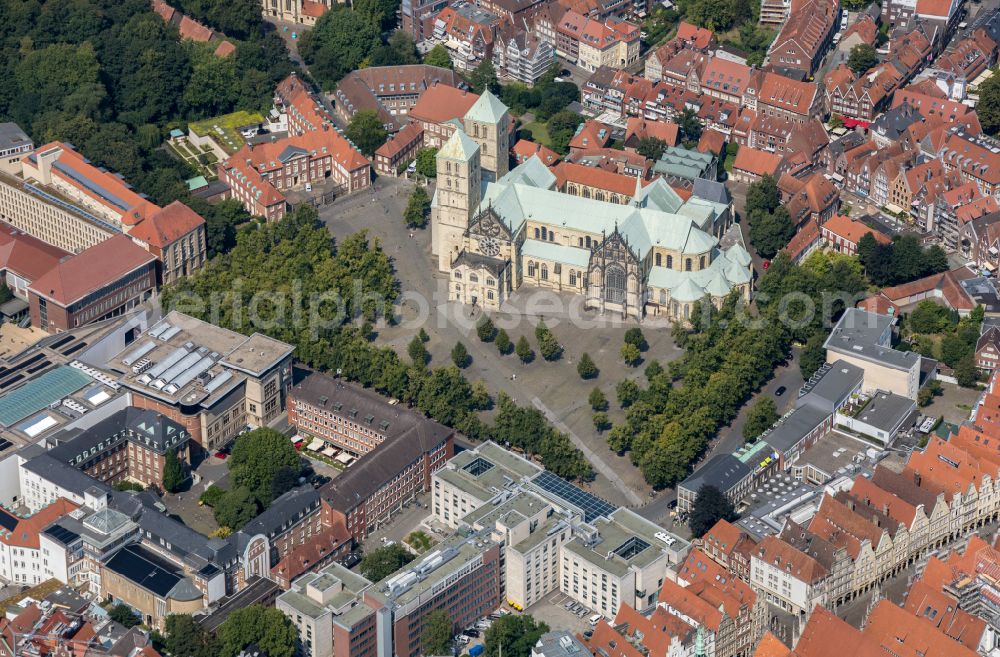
(240, 126, 369, 174)
(612, 604, 691, 657)
(843, 15, 878, 44)
(408, 84, 480, 125)
(214, 40, 236, 57)
(657, 578, 724, 631)
(0, 499, 78, 549)
(758, 73, 817, 116)
(301, 0, 329, 17)
(29, 234, 156, 306)
(178, 15, 213, 42)
(701, 58, 752, 97)
(625, 117, 679, 148)
(858, 294, 899, 316)
(569, 120, 613, 151)
(0, 222, 69, 282)
(784, 218, 821, 262)
(512, 139, 560, 165)
(697, 129, 726, 155)
(554, 161, 644, 197)
(875, 269, 976, 311)
(675, 21, 713, 49)
(151, 0, 176, 22)
(864, 600, 979, 657)
(29, 142, 158, 226)
(903, 578, 986, 650)
(754, 535, 828, 583)
(583, 621, 644, 657)
(822, 214, 891, 247)
(753, 632, 791, 657)
(733, 147, 782, 177)
(374, 122, 424, 160)
(129, 201, 205, 249)
(794, 606, 873, 657)
(916, 0, 954, 17)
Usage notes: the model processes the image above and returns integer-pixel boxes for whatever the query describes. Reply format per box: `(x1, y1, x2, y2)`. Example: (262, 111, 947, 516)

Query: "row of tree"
(857, 232, 948, 287)
(163, 608, 296, 657)
(161, 209, 592, 480)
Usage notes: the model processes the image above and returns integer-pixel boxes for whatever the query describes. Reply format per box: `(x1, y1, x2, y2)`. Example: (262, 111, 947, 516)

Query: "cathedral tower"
(431, 129, 481, 271)
(462, 90, 510, 182)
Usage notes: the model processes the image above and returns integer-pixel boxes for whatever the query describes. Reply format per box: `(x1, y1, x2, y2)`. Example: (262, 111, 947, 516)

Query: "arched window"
(528, 261, 536, 277)
(659, 289, 666, 304)
(454, 271, 463, 279)
(473, 123, 480, 137)
(685, 258, 692, 272)
(541, 264, 548, 280)
(586, 236, 592, 248)
(487, 278, 495, 286)
(583, 188, 591, 199)
(488, 290, 494, 300)
(578, 237, 584, 247)
(699, 255, 705, 269)
(446, 162, 452, 174)
(666, 255, 673, 269)
(655, 253, 662, 267)
(569, 270, 577, 286)
(595, 191, 605, 202)
(534, 227, 540, 239)
(541, 227, 548, 240)
(604, 265, 626, 304)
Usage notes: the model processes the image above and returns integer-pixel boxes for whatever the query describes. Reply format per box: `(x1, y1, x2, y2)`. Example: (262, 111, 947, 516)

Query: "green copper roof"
(464, 90, 509, 124)
(671, 277, 707, 302)
(499, 155, 556, 189)
(439, 129, 479, 161)
(521, 239, 591, 268)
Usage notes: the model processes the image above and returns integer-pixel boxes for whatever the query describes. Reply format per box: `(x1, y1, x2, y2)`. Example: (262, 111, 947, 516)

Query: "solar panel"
(0, 509, 16, 532)
(44, 524, 81, 546)
(531, 471, 616, 522)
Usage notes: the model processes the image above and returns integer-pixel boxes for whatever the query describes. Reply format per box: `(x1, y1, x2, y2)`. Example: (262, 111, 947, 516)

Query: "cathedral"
(430, 92, 753, 322)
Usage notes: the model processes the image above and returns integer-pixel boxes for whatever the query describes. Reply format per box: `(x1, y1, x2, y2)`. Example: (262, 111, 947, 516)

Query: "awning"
(884, 203, 905, 215)
(983, 261, 996, 271)
(336, 452, 354, 464)
(322, 447, 336, 457)
(307, 438, 325, 451)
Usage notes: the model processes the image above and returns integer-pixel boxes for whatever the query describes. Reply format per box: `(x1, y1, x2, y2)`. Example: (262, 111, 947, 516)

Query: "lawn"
(188, 109, 266, 155)
(522, 120, 552, 148)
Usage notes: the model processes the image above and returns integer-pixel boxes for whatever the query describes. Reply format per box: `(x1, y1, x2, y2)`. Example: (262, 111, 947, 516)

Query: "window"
(528, 261, 536, 277)
(685, 258, 692, 271)
(541, 264, 548, 280)
(605, 265, 626, 304)
(655, 253, 661, 266)
(541, 227, 548, 240)
(470, 273, 479, 283)
(535, 228, 540, 238)
(667, 255, 673, 268)
(569, 271, 577, 286)
(659, 289, 666, 304)
(700, 255, 705, 269)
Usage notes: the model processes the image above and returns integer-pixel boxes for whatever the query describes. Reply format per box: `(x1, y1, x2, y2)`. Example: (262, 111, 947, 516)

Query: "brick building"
(28, 234, 157, 333)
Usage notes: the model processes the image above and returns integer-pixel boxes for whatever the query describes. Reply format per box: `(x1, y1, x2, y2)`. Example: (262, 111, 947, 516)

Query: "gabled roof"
(129, 201, 205, 248)
(512, 139, 560, 165)
(0, 222, 69, 282)
(753, 632, 791, 657)
(28, 234, 156, 306)
(821, 214, 890, 246)
(464, 90, 509, 124)
(732, 147, 782, 177)
(408, 84, 479, 125)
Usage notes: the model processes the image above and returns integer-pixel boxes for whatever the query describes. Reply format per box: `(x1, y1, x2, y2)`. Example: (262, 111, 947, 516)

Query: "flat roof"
(849, 390, 916, 434)
(679, 453, 750, 495)
(794, 430, 871, 480)
(824, 308, 920, 371)
(763, 402, 831, 453)
(564, 508, 680, 576)
(105, 311, 293, 408)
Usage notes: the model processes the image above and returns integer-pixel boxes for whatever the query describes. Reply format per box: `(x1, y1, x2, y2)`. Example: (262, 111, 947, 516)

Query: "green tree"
(360, 544, 414, 581)
(165, 615, 216, 657)
(624, 327, 648, 351)
(593, 412, 611, 432)
(496, 328, 513, 354)
(689, 484, 737, 538)
(829, 114, 845, 130)
(419, 328, 430, 342)
(941, 332, 972, 368)
(229, 428, 301, 505)
(621, 343, 642, 367)
(918, 379, 942, 407)
(451, 341, 471, 368)
(848, 43, 879, 74)
(635, 136, 667, 161)
(746, 174, 780, 216)
(677, 108, 703, 147)
(956, 353, 979, 387)
(271, 466, 300, 501)
(477, 317, 498, 342)
(743, 397, 779, 442)
(979, 66, 1000, 136)
(424, 44, 453, 69)
(199, 484, 226, 507)
(589, 387, 609, 411)
(299, 7, 381, 87)
(800, 332, 827, 379)
(162, 450, 184, 493)
(749, 205, 795, 259)
(616, 379, 641, 407)
(346, 109, 388, 157)
(109, 603, 140, 628)
(468, 59, 500, 94)
(404, 185, 431, 228)
(645, 360, 664, 380)
(408, 335, 430, 366)
(216, 606, 297, 657)
(516, 335, 534, 363)
(577, 353, 598, 379)
(213, 487, 259, 531)
(421, 610, 454, 656)
(484, 614, 550, 657)
(415, 147, 438, 177)
(535, 321, 563, 361)
(547, 110, 582, 154)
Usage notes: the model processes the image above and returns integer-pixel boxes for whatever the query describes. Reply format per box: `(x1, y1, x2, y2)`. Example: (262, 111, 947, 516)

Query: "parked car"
(775, 386, 787, 397)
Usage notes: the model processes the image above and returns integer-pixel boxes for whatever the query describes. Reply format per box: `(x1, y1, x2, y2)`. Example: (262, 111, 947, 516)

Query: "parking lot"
(525, 590, 594, 636)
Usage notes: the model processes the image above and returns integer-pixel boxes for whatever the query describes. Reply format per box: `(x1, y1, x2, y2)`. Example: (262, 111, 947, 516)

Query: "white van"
(588, 614, 603, 626)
